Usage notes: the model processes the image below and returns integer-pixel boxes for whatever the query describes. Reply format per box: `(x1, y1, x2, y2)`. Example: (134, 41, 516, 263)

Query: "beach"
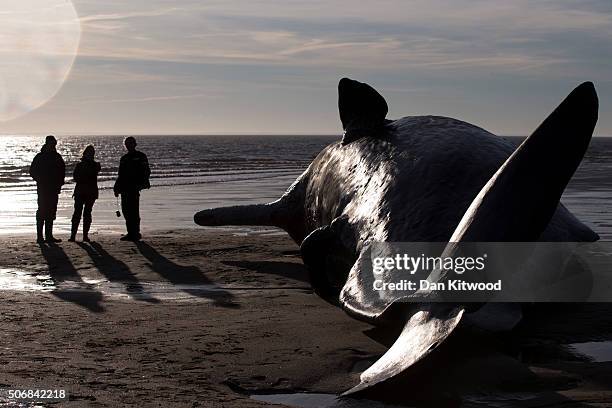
(1, 136, 612, 407)
(0, 229, 386, 407)
(2, 0, 612, 405)
(2, 230, 612, 407)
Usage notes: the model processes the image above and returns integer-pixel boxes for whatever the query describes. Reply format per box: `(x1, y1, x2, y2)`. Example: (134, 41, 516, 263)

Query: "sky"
(0, 0, 611, 136)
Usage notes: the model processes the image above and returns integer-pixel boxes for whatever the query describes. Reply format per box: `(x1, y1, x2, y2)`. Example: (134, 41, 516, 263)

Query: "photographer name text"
(373, 279, 502, 292)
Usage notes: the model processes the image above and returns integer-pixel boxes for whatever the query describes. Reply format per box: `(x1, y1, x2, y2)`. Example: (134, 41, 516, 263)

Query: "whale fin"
(450, 81, 598, 242)
(339, 78, 388, 144)
(343, 82, 599, 396)
(340, 246, 401, 323)
(300, 218, 356, 304)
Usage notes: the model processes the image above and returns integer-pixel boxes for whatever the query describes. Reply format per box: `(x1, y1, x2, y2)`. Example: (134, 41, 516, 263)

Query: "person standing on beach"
(113, 137, 150, 241)
(29, 135, 66, 243)
(69, 145, 101, 242)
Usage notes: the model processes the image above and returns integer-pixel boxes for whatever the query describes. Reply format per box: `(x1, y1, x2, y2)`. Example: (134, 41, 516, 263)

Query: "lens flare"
(0, 0, 81, 121)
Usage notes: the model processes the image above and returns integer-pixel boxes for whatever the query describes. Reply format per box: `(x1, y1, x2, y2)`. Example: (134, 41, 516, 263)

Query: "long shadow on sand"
(76, 242, 159, 303)
(135, 241, 238, 307)
(39, 243, 104, 313)
(222, 260, 310, 284)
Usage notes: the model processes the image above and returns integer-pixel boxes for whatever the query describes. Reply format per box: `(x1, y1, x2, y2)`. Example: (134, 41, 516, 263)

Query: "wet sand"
(1, 230, 612, 407)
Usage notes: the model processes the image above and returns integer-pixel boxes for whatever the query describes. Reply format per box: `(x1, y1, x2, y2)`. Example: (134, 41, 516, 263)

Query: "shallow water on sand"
(568, 341, 612, 362)
(250, 392, 551, 408)
(0, 267, 310, 302)
(251, 393, 408, 408)
(0, 135, 611, 239)
(0, 135, 334, 235)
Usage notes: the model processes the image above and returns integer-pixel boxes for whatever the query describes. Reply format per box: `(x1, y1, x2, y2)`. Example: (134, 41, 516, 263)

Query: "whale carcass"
(194, 78, 599, 393)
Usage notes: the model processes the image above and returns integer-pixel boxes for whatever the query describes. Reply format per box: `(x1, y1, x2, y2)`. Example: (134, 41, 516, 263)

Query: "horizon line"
(1, 133, 611, 138)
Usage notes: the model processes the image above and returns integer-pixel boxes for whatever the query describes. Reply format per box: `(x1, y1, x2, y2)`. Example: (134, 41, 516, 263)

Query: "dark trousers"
(36, 191, 59, 221)
(71, 196, 95, 231)
(121, 191, 141, 237)
(36, 190, 59, 239)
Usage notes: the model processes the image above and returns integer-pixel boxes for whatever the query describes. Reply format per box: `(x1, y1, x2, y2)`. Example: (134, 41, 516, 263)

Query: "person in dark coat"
(113, 136, 150, 241)
(69, 145, 101, 242)
(29, 135, 65, 243)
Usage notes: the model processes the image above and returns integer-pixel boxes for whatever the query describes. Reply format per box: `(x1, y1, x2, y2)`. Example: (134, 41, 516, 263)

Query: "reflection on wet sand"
(39, 242, 104, 313)
(76, 241, 159, 303)
(0, 267, 287, 302)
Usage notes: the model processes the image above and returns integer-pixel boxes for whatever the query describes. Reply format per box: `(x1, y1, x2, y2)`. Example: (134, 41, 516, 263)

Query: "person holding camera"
(113, 137, 151, 241)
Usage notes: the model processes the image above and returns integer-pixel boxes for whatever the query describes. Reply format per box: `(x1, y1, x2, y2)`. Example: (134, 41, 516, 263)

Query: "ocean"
(0, 135, 611, 239)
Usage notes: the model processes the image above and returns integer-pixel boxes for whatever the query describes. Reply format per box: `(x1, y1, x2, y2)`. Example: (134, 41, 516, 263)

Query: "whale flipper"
(450, 81, 598, 242)
(301, 217, 357, 304)
(344, 82, 599, 395)
(339, 78, 389, 144)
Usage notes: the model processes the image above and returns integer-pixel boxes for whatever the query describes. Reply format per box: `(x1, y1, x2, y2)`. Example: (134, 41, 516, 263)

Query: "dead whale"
(194, 78, 599, 393)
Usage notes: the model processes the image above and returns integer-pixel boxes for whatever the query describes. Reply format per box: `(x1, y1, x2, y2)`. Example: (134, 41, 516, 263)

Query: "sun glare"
(0, 0, 81, 122)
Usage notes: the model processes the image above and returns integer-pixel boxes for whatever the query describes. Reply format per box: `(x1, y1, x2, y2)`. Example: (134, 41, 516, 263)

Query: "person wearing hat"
(29, 135, 66, 243)
(113, 136, 150, 241)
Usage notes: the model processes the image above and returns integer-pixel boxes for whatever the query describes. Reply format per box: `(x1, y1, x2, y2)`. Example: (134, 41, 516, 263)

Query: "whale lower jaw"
(343, 305, 464, 396)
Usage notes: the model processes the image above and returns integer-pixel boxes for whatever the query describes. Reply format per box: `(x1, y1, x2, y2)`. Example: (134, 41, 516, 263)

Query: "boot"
(45, 219, 62, 243)
(36, 216, 45, 244)
(83, 219, 91, 242)
(68, 222, 78, 242)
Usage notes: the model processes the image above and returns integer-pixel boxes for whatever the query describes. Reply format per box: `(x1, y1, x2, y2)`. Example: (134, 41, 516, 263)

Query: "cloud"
(79, 7, 180, 23)
(78, 93, 215, 104)
(68, 0, 611, 80)
(3, 0, 610, 134)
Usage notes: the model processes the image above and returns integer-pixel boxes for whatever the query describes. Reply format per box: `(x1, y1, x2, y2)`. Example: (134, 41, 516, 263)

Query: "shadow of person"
(76, 242, 159, 304)
(135, 241, 238, 307)
(222, 260, 310, 284)
(38, 243, 104, 313)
